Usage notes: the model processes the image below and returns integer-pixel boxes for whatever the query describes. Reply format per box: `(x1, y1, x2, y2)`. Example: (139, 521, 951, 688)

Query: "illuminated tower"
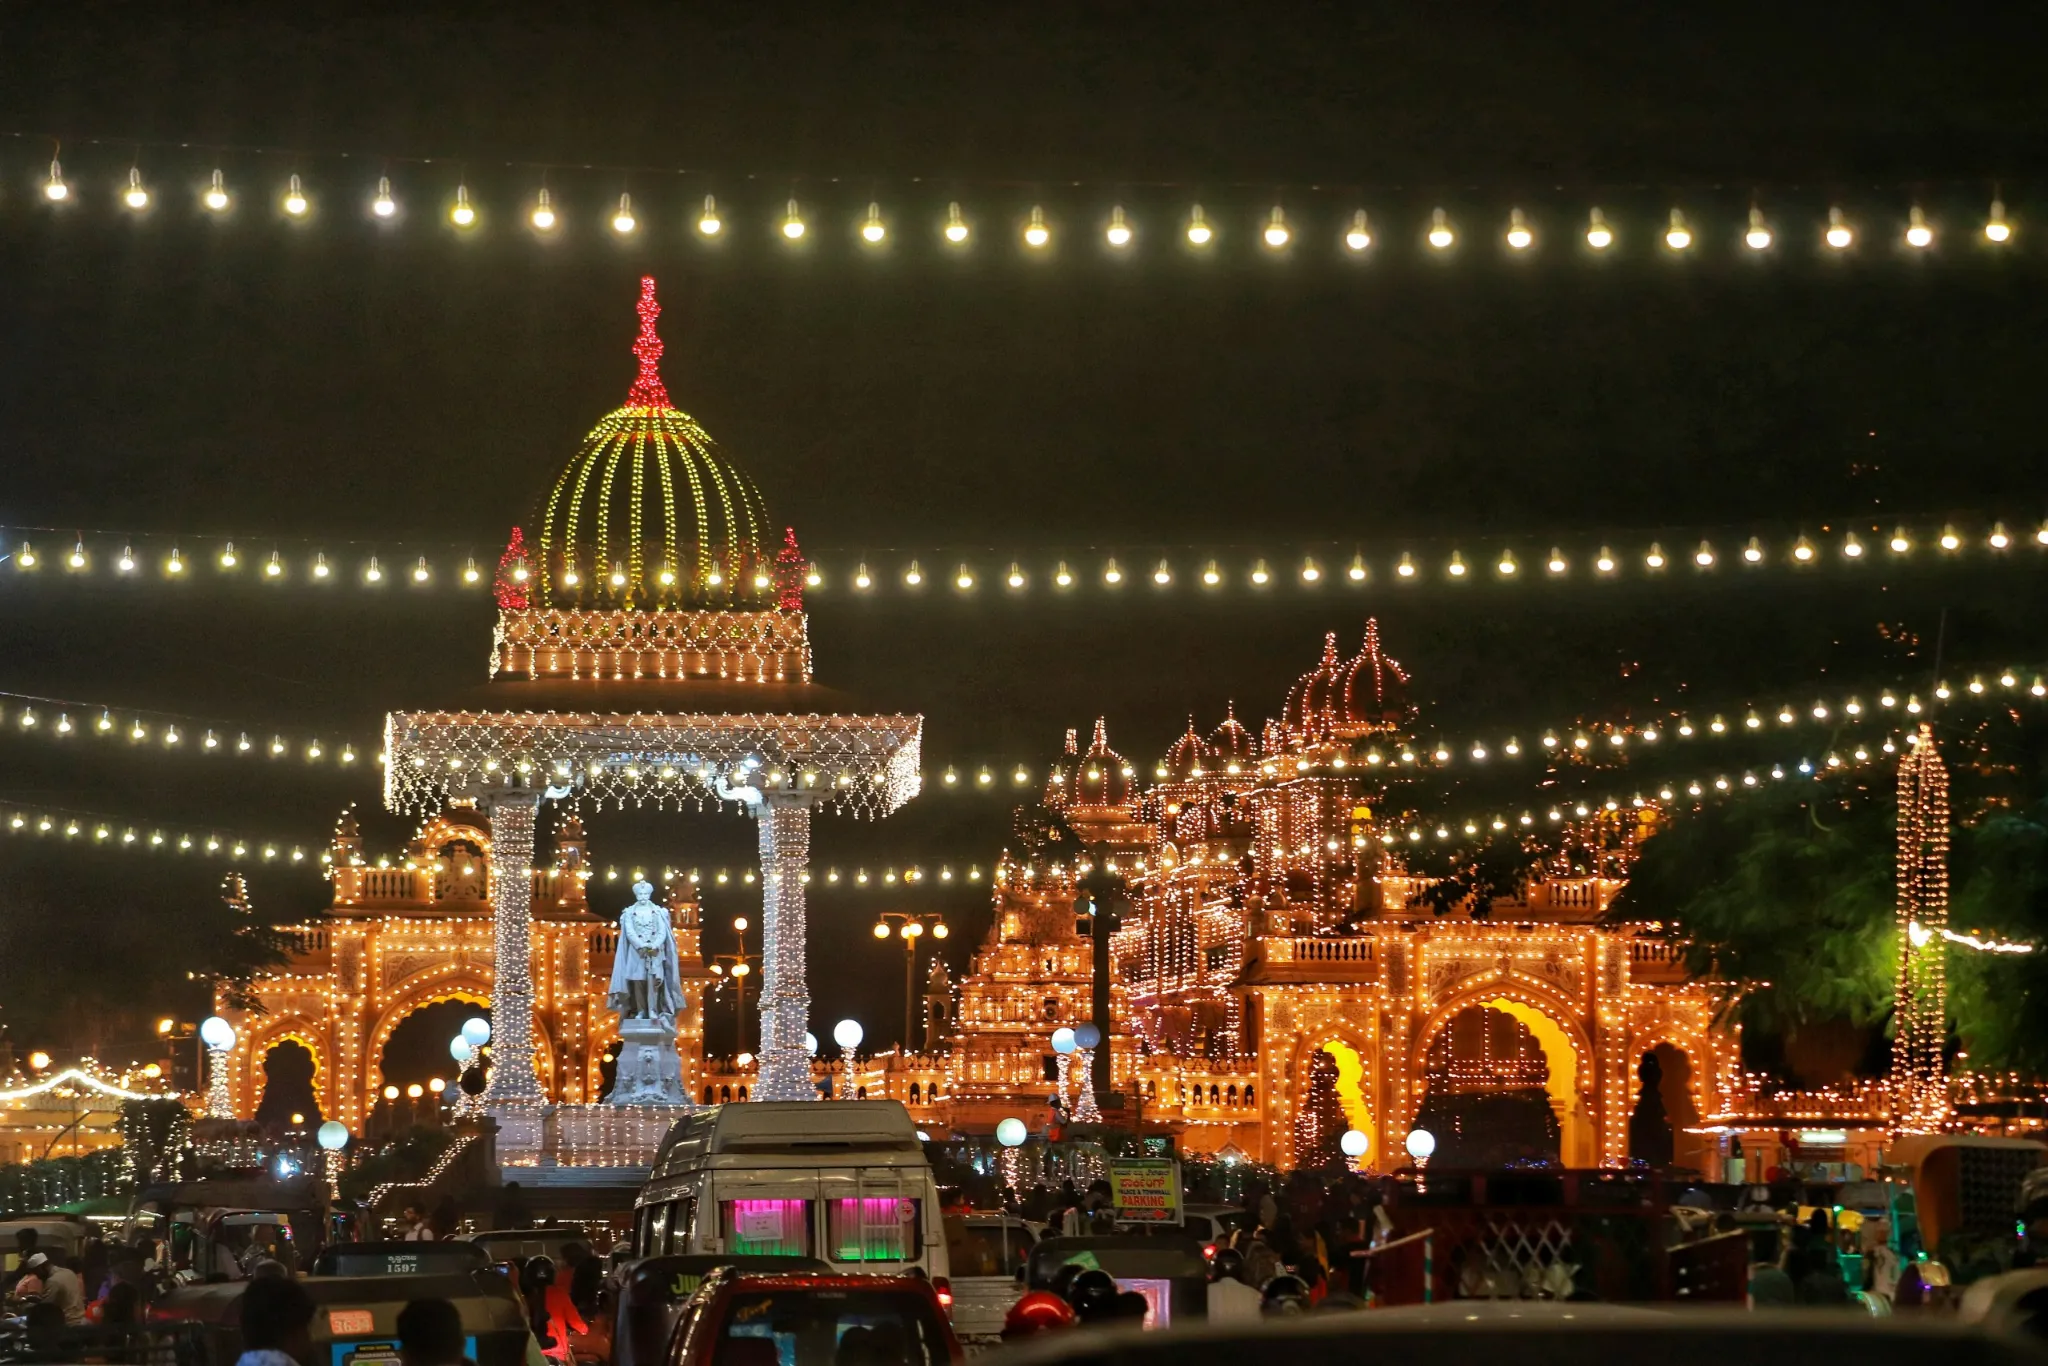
(1890, 724, 1951, 1134)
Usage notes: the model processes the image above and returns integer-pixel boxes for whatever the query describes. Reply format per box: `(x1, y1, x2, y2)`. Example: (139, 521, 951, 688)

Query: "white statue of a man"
(607, 880, 685, 1025)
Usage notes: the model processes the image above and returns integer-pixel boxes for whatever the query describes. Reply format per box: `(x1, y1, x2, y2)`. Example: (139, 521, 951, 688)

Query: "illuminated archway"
(365, 978, 490, 1108)
(1286, 1029, 1377, 1169)
(1416, 984, 1593, 1166)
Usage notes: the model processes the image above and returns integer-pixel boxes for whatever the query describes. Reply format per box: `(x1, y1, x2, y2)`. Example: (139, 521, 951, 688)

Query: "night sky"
(3, 6, 2048, 1062)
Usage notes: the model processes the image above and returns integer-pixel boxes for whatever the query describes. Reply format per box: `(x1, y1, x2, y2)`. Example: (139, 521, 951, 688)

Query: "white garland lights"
(5, 515, 2048, 602)
(3, 143, 2023, 263)
(0, 802, 313, 864)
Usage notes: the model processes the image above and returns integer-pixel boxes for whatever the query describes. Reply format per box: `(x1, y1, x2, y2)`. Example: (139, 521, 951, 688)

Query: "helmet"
(1066, 1268, 1122, 1321)
(1261, 1272, 1311, 1315)
(1001, 1291, 1077, 1338)
(1209, 1247, 1246, 1283)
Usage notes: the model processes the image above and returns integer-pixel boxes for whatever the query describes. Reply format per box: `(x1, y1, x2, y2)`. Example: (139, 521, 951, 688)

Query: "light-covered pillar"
(754, 793, 817, 1101)
(483, 790, 546, 1106)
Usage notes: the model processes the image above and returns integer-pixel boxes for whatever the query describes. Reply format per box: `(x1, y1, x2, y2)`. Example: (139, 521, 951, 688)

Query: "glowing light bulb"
(904, 560, 923, 587)
(1054, 561, 1073, 588)
(166, 548, 183, 574)
(463, 557, 480, 583)
(203, 169, 229, 212)
(373, 176, 396, 218)
(955, 564, 974, 590)
(1940, 524, 1962, 551)
(1427, 207, 1454, 250)
(1202, 560, 1221, 586)
(1023, 205, 1050, 248)
(1105, 205, 1132, 247)
(219, 542, 238, 569)
(1644, 542, 1666, 570)
(1663, 208, 1692, 250)
(698, 195, 721, 235)
(1395, 553, 1416, 579)
(416, 557, 433, 583)
(1743, 537, 1764, 563)
(1103, 557, 1123, 585)
(1496, 551, 1517, 576)
(1006, 562, 1025, 589)
(123, 167, 149, 210)
(1744, 206, 1771, 250)
(1842, 533, 1864, 558)
(44, 159, 68, 201)
(365, 555, 383, 583)
(1547, 549, 1567, 574)
(1300, 557, 1321, 583)
(1595, 547, 1616, 573)
(854, 563, 872, 590)
(612, 193, 636, 233)
(283, 174, 308, 216)
(530, 187, 556, 230)
(1905, 205, 1933, 248)
(1694, 541, 1715, 567)
(945, 201, 972, 243)
(450, 184, 476, 227)
(265, 551, 282, 578)
(1504, 207, 1532, 251)
(1446, 551, 1467, 577)
(1347, 554, 1367, 582)
(782, 198, 805, 239)
(67, 540, 84, 569)
(657, 564, 676, 587)
(118, 546, 134, 572)
(312, 552, 329, 578)
(1186, 205, 1212, 245)
(1825, 207, 1852, 250)
(1263, 206, 1290, 248)
(1344, 209, 1371, 251)
(1152, 559, 1171, 586)
(1585, 207, 1612, 250)
(1990, 522, 2012, 550)
(1986, 197, 2013, 243)
(1792, 537, 1815, 562)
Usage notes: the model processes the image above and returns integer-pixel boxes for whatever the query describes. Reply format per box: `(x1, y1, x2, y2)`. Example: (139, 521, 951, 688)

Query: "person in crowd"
(6, 1228, 39, 1291)
(494, 1182, 534, 1231)
(1240, 1226, 1283, 1289)
(1207, 1248, 1265, 1322)
(429, 1196, 460, 1242)
(100, 1280, 142, 1327)
(28, 1252, 86, 1325)
(399, 1205, 431, 1241)
(235, 1275, 316, 1366)
(563, 1242, 602, 1321)
(521, 1255, 585, 1364)
(398, 1297, 473, 1366)
(22, 1301, 67, 1357)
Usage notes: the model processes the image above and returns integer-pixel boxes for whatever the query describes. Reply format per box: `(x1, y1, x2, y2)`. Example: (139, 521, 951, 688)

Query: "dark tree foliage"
(1402, 831, 1540, 918)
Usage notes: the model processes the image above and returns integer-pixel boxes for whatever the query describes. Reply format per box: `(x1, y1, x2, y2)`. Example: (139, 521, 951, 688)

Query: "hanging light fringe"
(0, 802, 313, 867)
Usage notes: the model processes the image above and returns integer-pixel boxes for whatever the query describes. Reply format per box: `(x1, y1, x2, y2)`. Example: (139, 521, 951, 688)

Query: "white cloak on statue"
(607, 902, 686, 1020)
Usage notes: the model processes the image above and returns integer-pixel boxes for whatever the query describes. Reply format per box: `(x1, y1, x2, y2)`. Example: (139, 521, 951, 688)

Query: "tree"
(1402, 831, 1541, 919)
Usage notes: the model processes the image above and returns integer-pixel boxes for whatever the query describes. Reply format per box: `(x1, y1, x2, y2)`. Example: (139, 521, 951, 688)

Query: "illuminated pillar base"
(483, 791, 545, 1108)
(755, 794, 817, 1101)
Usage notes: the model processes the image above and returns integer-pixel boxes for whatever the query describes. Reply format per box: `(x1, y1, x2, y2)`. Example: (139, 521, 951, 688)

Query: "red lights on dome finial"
(773, 527, 807, 613)
(626, 275, 673, 410)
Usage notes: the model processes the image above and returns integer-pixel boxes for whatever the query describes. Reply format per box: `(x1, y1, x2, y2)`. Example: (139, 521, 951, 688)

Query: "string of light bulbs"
(600, 862, 985, 891)
(5, 516, 2046, 603)
(0, 800, 318, 867)
(8, 146, 2024, 259)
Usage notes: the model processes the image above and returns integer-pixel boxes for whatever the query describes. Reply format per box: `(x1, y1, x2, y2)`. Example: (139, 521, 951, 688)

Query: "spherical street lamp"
(199, 1016, 236, 1050)
(1405, 1128, 1437, 1162)
(1072, 1023, 1101, 1049)
(1050, 1027, 1076, 1054)
(199, 1017, 237, 1118)
(449, 1036, 473, 1063)
(460, 1017, 491, 1048)
(995, 1117, 1028, 1148)
(316, 1121, 350, 1152)
(833, 1019, 864, 1051)
(804, 1032, 818, 1057)
(1340, 1129, 1370, 1159)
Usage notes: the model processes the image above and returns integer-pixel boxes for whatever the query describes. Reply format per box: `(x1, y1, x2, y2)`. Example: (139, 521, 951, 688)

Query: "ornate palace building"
(931, 621, 1735, 1173)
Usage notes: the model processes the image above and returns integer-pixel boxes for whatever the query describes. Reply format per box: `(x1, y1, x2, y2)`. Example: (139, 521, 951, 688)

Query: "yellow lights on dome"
(1986, 197, 2013, 243)
(611, 193, 636, 234)
(560, 563, 581, 588)
(1825, 206, 1852, 250)
(608, 563, 627, 589)
(1262, 206, 1290, 249)
(1023, 205, 1050, 248)
(1202, 560, 1222, 587)
(1185, 204, 1212, 246)
(283, 174, 309, 217)
(1905, 205, 1933, 249)
(530, 188, 557, 230)
(203, 169, 230, 212)
(1103, 557, 1124, 585)
(1744, 207, 1772, 251)
(123, 168, 150, 210)
(1663, 208, 1692, 251)
(698, 195, 722, 236)
(1504, 207, 1533, 251)
(862, 202, 887, 243)
(1426, 207, 1454, 251)
(943, 201, 968, 244)
(1344, 210, 1372, 252)
(1584, 207, 1613, 250)
(782, 198, 806, 240)
(44, 159, 68, 202)
(903, 560, 924, 588)
(1105, 205, 1132, 248)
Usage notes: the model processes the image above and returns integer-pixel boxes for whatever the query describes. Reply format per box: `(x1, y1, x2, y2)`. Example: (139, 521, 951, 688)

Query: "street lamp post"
(1050, 1027, 1077, 1114)
(872, 911, 949, 1050)
(832, 1019, 864, 1100)
(198, 1016, 236, 1118)
(1070, 1023, 1102, 1123)
(707, 916, 759, 1056)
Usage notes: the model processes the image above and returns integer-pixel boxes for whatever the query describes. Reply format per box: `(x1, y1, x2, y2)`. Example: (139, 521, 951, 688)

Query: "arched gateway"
(220, 278, 922, 1157)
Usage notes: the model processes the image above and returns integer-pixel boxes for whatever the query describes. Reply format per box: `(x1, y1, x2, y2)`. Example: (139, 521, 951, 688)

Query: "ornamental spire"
(625, 275, 673, 409)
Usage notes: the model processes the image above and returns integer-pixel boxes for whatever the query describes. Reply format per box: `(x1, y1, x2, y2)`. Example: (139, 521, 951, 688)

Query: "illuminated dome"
(1283, 620, 1412, 744)
(536, 276, 771, 609)
(1073, 719, 1137, 813)
(1164, 716, 1218, 780)
(1207, 703, 1257, 771)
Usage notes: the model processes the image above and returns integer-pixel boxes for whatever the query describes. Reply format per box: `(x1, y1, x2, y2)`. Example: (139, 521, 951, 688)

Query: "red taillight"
(933, 1276, 954, 1316)
(1203, 1242, 1217, 1259)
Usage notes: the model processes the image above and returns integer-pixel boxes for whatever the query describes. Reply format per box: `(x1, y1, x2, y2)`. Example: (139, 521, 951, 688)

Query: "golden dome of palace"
(537, 277, 771, 609)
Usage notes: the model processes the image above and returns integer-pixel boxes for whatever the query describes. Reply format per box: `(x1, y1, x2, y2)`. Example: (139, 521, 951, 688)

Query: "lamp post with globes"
(872, 911, 948, 1050)
(707, 915, 759, 1055)
(832, 1019, 864, 1100)
(198, 1016, 236, 1118)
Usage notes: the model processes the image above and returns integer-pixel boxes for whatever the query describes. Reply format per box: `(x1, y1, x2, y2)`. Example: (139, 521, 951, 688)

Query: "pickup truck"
(941, 1212, 1038, 1341)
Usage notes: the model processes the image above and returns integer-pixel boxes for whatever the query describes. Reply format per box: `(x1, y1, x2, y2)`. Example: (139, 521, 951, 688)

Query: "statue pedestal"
(609, 1017, 687, 1106)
